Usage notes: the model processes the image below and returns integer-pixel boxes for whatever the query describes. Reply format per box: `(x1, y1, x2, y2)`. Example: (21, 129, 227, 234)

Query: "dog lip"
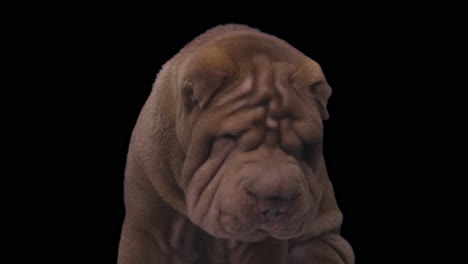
(260, 219, 305, 239)
(219, 209, 267, 237)
(218, 214, 231, 237)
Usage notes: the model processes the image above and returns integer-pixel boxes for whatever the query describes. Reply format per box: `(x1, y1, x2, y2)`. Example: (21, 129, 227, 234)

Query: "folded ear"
(182, 70, 229, 110)
(180, 46, 236, 110)
(310, 81, 331, 120)
(291, 60, 332, 120)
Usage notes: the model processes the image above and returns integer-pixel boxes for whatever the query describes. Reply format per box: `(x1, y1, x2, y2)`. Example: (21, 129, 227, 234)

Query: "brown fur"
(118, 24, 354, 264)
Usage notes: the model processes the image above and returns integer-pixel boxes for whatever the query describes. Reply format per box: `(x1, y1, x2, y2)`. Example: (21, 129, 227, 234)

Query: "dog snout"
(246, 175, 300, 220)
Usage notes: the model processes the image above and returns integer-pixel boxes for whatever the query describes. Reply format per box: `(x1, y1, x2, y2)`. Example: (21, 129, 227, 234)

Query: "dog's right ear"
(182, 70, 230, 110)
(181, 46, 236, 111)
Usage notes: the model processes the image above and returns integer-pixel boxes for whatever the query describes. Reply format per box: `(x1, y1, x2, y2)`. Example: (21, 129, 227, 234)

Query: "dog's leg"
(118, 153, 174, 264)
(118, 154, 203, 263)
(118, 218, 171, 264)
(220, 238, 288, 264)
(288, 232, 354, 264)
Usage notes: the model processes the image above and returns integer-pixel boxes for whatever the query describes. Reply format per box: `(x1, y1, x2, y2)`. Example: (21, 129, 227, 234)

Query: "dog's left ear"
(310, 81, 331, 120)
(291, 60, 332, 120)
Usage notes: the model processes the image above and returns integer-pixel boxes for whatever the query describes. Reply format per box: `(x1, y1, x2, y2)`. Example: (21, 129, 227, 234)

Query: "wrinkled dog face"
(175, 35, 331, 242)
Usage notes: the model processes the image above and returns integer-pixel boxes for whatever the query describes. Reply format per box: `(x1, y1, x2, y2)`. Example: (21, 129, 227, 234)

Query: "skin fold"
(118, 24, 354, 264)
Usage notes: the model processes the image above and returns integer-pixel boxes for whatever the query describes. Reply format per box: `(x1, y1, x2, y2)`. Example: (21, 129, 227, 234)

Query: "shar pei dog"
(118, 24, 354, 264)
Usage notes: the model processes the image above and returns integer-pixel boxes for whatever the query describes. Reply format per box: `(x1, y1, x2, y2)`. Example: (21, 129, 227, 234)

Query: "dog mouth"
(219, 209, 305, 241)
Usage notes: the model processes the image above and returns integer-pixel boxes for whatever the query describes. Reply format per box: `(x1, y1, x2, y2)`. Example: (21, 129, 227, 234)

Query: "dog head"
(163, 27, 334, 242)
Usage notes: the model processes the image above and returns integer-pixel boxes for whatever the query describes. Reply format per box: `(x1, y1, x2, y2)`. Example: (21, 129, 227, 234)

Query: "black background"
(3, 4, 466, 263)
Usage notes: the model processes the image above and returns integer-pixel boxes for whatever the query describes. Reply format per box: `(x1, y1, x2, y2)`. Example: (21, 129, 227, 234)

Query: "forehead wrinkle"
(274, 63, 296, 92)
(248, 56, 275, 106)
(213, 75, 253, 108)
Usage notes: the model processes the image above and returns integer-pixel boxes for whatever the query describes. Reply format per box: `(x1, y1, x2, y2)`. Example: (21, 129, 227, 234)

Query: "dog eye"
(225, 133, 240, 138)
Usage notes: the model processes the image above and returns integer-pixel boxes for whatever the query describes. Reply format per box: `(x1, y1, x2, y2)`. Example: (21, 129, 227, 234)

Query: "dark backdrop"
(3, 5, 465, 263)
